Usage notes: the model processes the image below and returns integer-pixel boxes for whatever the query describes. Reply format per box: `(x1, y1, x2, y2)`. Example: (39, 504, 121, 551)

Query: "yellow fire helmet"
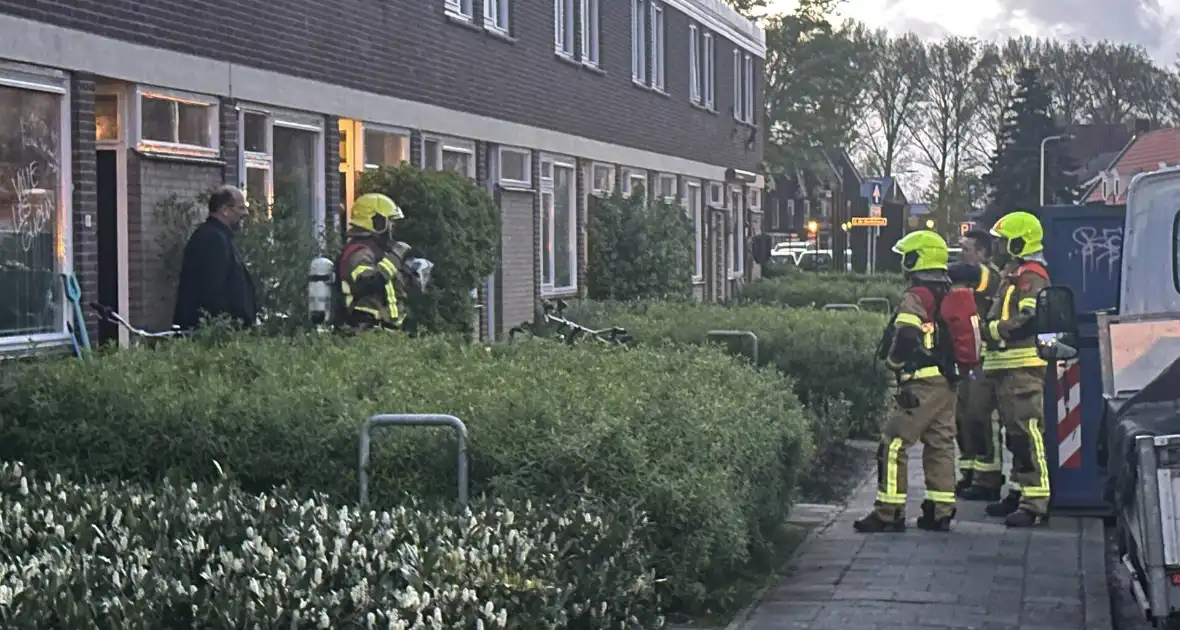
(892, 230, 949, 272)
(990, 211, 1043, 258)
(349, 193, 404, 234)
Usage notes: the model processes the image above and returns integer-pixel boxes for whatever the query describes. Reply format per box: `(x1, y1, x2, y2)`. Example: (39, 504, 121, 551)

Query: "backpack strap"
(1015, 260, 1049, 280)
(337, 242, 373, 283)
(907, 285, 938, 324)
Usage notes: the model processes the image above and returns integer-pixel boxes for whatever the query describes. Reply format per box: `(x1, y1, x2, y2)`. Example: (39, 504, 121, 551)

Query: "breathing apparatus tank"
(308, 256, 335, 325)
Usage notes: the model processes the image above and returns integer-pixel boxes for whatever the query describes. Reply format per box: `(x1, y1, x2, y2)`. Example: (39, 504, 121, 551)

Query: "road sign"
(870, 204, 882, 218)
(869, 180, 884, 205)
(959, 221, 975, 235)
(851, 216, 887, 227)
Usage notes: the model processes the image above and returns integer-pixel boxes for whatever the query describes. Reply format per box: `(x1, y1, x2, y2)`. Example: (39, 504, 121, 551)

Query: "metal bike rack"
(706, 329, 759, 365)
(358, 414, 470, 509)
(823, 303, 861, 312)
(856, 297, 892, 313)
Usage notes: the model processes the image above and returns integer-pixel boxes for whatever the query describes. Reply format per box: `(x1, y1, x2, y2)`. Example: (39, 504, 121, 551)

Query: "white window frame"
(0, 63, 73, 350)
(422, 135, 476, 179)
(591, 163, 615, 196)
(622, 168, 648, 198)
(683, 179, 703, 282)
(648, 1, 665, 91)
(733, 50, 742, 121)
(445, 0, 474, 20)
(748, 188, 762, 213)
(631, 0, 646, 84)
(239, 109, 274, 205)
(555, 0, 574, 57)
(743, 53, 755, 123)
(729, 186, 745, 276)
(580, 0, 600, 66)
(238, 105, 326, 232)
(483, 0, 509, 34)
(657, 173, 677, 203)
(497, 146, 532, 188)
(134, 86, 219, 158)
(361, 124, 411, 170)
(540, 154, 578, 294)
(689, 25, 701, 103)
(703, 33, 715, 109)
(708, 181, 724, 206)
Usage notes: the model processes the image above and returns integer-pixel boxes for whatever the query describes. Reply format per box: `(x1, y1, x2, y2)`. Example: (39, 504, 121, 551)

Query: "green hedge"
(560, 300, 890, 442)
(739, 271, 903, 310)
(0, 333, 811, 614)
(0, 461, 661, 628)
(586, 191, 693, 301)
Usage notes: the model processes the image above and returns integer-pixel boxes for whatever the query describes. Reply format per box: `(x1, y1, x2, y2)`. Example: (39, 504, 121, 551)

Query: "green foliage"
(561, 299, 891, 439)
(586, 191, 693, 301)
(0, 333, 811, 615)
(359, 165, 500, 336)
(153, 194, 340, 335)
(0, 461, 661, 628)
(736, 272, 903, 309)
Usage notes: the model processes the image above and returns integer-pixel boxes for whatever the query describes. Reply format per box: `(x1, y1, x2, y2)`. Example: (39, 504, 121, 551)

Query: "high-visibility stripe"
(895, 312, 923, 327)
(1018, 297, 1036, 311)
(1022, 418, 1052, 498)
(879, 437, 906, 504)
(984, 347, 1045, 370)
(926, 490, 956, 503)
(959, 459, 975, 472)
(975, 266, 990, 293)
(973, 417, 1003, 472)
(988, 320, 1001, 340)
(901, 366, 943, 381)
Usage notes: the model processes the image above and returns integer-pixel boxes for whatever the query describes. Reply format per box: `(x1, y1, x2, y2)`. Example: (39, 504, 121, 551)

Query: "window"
(689, 26, 701, 103)
(445, 0, 474, 19)
(703, 34, 715, 108)
(684, 180, 703, 280)
(580, 0, 600, 66)
(241, 111, 272, 204)
(0, 79, 67, 342)
(657, 174, 677, 202)
(273, 125, 320, 226)
(498, 147, 531, 187)
(239, 108, 324, 228)
(708, 182, 723, 206)
(648, 2, 665, 90)
(622, 168, 647, 198)
(748, 188, 761, 211)
(690, 28, 716, 108)
(591, 163, 615, 195)
(541, 156, 577, 292)
(734, 51, 755, 124)
(363, 127, 409, 169)
(555, 0, 574, 56)
(137, 88, 218, 157)
(631, 0, 646, 83)
(422, 136, 475, 179)
(95, 94, 119, 141)
(730, 187, 744, 275)
(484, 0, 509, 33)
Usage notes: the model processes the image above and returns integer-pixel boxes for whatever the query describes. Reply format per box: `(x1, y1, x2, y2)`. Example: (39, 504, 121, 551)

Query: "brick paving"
(738, 447, 1112, 630)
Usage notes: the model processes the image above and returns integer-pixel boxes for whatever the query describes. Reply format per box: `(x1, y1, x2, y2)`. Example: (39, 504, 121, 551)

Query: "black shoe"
(853, 512, 906, 533)
(1004, 508, 1049, 528)
(957, 485, 1002, 501)
(985, 492, 1021, 517)
(916, 500, 955, 532)
(955, 471, 974, 493)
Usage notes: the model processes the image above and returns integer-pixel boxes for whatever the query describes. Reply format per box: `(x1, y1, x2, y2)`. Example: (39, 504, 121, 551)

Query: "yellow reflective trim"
(983, 346, 1046, 370)
(876, 492, 906, 505)
(354, 306, 381, 317)
(1000, 285, 1016, 320)
(1009, 481, 1022, 491)
(975, 266, 990, 293)
(903, 366, 943, 380)
(988, 320, 1001, 340)
(975, 419, 1003, 472)
(925, 490, 956, 503)
(1021, 418, 1052, 498)
(1018, 297, 1036, 311)
(895, 312, 923, 327)
(351, 264, 376, 281)
(959, 459, 975, 471)
(377, 258, 397, 274)
(885, 437, 904, 501)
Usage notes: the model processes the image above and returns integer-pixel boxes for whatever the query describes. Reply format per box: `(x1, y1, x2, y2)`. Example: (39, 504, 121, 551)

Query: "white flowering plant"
(0, 462, 663, 629)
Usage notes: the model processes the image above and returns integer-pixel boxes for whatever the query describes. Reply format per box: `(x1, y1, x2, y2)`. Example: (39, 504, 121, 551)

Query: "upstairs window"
(483, 0, 509, 33)
(137, 88, 218, 158)
(689, 27, 715, 108)
(733, 50, 755, 124)
(631, 0, 646, 83)
(445, 0, 474, 20)
(556, 0, 599, 66)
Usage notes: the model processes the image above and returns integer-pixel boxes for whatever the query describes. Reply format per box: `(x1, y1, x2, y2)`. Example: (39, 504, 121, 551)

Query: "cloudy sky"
(767, 0, 1180, 61)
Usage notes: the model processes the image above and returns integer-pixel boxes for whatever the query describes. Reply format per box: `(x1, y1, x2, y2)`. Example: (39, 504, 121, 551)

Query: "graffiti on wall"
(1072, 226, 1122, 292)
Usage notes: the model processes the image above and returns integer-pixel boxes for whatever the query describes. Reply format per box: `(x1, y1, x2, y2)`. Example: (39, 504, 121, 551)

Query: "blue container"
(1035, 204, 1124, 512)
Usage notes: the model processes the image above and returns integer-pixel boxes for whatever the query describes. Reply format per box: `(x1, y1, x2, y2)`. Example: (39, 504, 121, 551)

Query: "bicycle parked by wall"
(88, 303, 189, 348)
(508, 299, 633, 346)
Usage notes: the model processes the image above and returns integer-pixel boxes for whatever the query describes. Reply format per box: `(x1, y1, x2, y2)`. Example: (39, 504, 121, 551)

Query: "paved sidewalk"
(739, 447, 1111, 630)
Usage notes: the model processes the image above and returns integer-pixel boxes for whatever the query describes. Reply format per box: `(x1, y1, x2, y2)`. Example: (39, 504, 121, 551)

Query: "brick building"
(0, 0, 764, 352)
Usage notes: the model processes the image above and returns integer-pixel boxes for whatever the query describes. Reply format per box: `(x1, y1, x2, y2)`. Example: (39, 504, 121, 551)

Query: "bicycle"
(508, 299, 633, 346)
(89, 303, 189, 347)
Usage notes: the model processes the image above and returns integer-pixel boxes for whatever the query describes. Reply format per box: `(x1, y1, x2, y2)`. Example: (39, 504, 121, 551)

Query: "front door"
(96, 149, 119, 343)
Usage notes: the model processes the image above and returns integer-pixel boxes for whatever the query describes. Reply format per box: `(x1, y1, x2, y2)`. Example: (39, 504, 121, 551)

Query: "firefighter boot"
(955, 469, 974, 494)
(853, 511, 906, 533)
(985, 491, 1021, 517)
(916, 499, 954, 532)
(1004, 508, 1050, 528)
(957, 477, 1003, 502)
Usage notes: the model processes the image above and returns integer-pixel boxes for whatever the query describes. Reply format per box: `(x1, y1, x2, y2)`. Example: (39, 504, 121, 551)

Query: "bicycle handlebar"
(89, 302, 186, 339)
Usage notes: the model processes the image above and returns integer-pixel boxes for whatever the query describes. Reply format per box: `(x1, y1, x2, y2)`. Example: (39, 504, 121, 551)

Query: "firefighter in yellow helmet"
(337, 193, 405, 330)
(981, 211, 1052, 527)
(854, 230, 959, 533)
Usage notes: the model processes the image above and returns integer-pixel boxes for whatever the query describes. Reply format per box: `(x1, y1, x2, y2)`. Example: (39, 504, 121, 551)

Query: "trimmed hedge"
(0, 461, 661, 628)
(738, 271, 903, 310)
(0, 333, 811, 614)
(561, 300, 890, 442)
(586, 191, 694, 301)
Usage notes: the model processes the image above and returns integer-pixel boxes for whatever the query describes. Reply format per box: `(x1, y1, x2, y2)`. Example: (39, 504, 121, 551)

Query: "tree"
(983, 68, 1079, 222)
(1037, 39, 1091, 125)
(1084, 41, 1157, 124)
(763, 0, 871, 174)
(723, 0, 768, 18)
(857, 31, 927, 177)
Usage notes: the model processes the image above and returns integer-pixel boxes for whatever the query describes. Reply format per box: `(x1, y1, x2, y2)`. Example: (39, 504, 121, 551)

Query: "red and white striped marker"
(1056, 360, 1083, 468)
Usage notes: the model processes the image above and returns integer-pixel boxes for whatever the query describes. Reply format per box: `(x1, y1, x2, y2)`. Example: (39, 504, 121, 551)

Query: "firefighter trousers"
(873, 377, 958, 521)
(993, 367, 1051, 515)
(956, 375, 1003, 488)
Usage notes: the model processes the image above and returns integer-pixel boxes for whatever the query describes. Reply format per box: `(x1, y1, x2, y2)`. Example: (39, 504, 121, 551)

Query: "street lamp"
(1040, 134, 1073, 207)
(925, 219, 935, 229)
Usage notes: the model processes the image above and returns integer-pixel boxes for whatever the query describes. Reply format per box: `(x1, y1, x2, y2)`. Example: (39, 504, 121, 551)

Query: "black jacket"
(172, 217, 257, 330)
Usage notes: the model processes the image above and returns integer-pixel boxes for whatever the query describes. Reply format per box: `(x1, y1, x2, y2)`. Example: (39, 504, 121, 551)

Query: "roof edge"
(1080, 132, 1140, 202)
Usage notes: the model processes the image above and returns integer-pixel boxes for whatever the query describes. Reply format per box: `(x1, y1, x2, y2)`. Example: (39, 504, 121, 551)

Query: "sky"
(767, 0, 1180, 61)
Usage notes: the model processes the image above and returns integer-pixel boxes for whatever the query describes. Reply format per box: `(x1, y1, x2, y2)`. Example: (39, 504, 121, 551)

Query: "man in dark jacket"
(172, 185, 257, 330)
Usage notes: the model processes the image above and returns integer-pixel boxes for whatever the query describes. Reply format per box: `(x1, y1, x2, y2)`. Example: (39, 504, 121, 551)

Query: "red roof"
(1085, 127, 1180, 203)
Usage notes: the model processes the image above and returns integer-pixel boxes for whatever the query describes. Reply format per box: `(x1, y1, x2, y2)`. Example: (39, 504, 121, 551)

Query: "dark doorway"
(96, 150, 119, 344)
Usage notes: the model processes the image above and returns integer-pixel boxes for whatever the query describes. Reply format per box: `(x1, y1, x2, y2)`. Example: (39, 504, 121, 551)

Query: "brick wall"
(323, 114, 341, 235)
(70, 72, 98, 340)
(219, 99, 240, 187)
(0, 1, 762, 171)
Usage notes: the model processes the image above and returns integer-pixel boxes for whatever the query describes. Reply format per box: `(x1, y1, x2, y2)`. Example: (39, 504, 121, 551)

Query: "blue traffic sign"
(869, 180, 883, 205)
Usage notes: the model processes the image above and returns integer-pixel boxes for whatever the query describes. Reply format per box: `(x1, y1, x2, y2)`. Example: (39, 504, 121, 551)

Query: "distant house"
(1064, 122, 1138, 188)
(763, 151, 864, 245)
(1082, 127, 1180, 205)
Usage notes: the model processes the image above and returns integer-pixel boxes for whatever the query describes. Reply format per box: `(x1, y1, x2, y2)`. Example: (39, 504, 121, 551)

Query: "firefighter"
(981, 211, 1052, 528)
(337, 193, 404, 330)
(854, 230, 959, 533)
(950, 229, 1005, 501)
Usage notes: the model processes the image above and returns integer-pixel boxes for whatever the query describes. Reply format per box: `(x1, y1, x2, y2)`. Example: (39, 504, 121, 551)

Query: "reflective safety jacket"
(981, 259, 1049, 371)
(885, 280, 947, 382)
(972, 262, 1002, 317)
(338, 237, 400, 327)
